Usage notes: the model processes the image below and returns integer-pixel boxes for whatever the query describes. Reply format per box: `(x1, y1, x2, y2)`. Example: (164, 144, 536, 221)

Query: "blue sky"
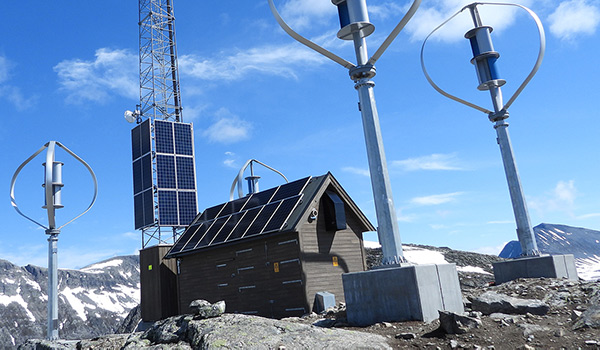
(1, 0, 598, 269)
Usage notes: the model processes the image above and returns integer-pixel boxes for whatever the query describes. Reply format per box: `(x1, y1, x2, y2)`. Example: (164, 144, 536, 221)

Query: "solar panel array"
(132, 119, 154, 229)
(154, 120, 198, 227)
(131, 119, 198, 230)
(168, 176, 311, 256)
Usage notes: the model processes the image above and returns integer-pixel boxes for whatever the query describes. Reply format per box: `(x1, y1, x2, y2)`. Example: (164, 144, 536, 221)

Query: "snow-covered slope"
(499, 223, 600, 280)
(0, 255, 139, 347)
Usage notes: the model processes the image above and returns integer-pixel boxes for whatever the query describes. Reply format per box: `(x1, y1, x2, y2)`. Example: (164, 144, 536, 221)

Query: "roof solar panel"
(210, 212, 245, 246)
(219, 196, 250, 218)
(244, 202, 279, 238)
(197, 216, 229, 248)
(181, 223, 208, 252)
(224, 206, 262, 242)
(270, 177, 310, 202)
(263, 195, 302, 233)
(200, 203, 226, 222)
(243, 187, 277, 210)
(171, 226, 195, 253)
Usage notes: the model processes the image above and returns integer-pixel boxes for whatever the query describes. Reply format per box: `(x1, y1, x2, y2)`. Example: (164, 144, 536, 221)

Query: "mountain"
(499, 223, 600, 280)
(0, 255, 139, 348)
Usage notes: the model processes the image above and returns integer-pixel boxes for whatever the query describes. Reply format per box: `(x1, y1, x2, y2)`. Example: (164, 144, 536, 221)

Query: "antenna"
(10, 141, 97, 340)
(420, 2, 545, 257)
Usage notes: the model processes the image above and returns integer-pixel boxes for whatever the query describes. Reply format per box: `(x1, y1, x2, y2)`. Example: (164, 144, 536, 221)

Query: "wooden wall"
(140, 245, 179, 322)
(298, 184, 367, 312)
(177, 232, 308, 318)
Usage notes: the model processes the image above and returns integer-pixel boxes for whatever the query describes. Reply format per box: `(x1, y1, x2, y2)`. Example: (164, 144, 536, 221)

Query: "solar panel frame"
(158, 190, 179, 226)
(156, 155, 176, 189)
(270, 177, 310, 202)
(176, 156, 195, 190)
(262, 195, 302, 233)
(243, 202, 279, 238)
(178, 191, 197, 225)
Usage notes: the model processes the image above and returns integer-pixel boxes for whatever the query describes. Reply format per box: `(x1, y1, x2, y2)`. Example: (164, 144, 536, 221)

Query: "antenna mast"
(139, 0, 183, 122)
(129, 0, 198, 248)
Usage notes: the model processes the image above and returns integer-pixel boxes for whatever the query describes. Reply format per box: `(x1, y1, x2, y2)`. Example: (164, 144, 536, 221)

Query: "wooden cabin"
(164, 172, 374, 319)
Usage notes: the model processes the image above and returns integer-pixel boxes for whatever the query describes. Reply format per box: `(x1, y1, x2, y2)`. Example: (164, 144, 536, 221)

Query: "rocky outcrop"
(469, 291, 550, 315)
(21, 313, 392, 349)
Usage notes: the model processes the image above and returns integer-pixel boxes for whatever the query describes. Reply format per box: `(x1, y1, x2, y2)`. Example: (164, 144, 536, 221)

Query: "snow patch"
(457, 266, 492, 275)
(0, 291, 35, 322)
(363, 240, 381, 249)
(404, 246, 448, 265)
(81, 259, 123, 272)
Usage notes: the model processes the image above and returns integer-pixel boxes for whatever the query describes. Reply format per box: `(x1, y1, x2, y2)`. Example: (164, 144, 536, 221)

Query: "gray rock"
(438, 310, 481, 334)
(17, 339, 78, 350)
(185, 313, 392, 349)
(517, 323, 550, 337)
(469, 292, 550, 315)
(189, 299, 226, 319)
(572, 304, 600, 330)
(395, 333, 417, 340)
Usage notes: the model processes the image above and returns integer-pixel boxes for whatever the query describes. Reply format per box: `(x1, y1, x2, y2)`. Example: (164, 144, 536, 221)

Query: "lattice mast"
(132, 0, 197, 249)
(138, 0, 182, 122)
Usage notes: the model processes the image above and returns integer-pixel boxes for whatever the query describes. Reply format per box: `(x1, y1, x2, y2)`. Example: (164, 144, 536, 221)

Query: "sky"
(1, 0, 598, 269)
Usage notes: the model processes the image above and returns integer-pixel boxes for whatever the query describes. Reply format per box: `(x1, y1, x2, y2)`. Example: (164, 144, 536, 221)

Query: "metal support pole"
(351, 32, 405, 264)
(46, 229, 59, 340)
(488, 87, 539, 257)
(355, 78, 405, 263)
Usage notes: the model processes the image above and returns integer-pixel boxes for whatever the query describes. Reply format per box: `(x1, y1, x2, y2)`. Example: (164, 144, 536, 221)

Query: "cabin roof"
(165, 172, 374, 259)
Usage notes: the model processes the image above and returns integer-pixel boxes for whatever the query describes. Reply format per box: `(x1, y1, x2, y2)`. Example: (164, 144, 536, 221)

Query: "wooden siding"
(298, 184, 366, 312)
(178, 232, 307, 318)
(140, 245, 179, 322)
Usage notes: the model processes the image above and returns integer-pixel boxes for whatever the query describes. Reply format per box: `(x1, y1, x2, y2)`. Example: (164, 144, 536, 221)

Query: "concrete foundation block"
(313, 292, 336, 313)
(342, 264, 464, 326)
(493, 254, 578, 284)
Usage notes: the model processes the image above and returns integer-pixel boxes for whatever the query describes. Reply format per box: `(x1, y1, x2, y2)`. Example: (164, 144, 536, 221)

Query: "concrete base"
(342, 264, 464, 326)
(493, 254, 578, 284)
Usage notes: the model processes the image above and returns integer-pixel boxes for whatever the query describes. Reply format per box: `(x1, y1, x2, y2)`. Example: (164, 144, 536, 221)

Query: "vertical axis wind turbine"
(127, 0, 198, 248)
(421, 2, 545, 256)
(268, 0, 421, 265)
(10, 142, 97, 340)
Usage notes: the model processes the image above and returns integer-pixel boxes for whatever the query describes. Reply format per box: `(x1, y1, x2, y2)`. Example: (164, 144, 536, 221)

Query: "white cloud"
(280, 0, 337, 30)
(0, 55, 38, 110)
(54, 48, 138, 103)
(223, 151, 239, 168)
(407, 0, 531, 42)
(392, 153, 464, 171)
(202, 109, 252, 144)
(410, 191, 463, 206)
(179, 43, 327, 81)
(474, 242, 508, 255)
(342, 166, 370, 177)
(529, 180, 578, 216)
(548, 0, 600, 40)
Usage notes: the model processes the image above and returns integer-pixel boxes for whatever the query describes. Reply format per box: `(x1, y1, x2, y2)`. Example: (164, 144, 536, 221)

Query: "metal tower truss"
(138, 0, 182, 122)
